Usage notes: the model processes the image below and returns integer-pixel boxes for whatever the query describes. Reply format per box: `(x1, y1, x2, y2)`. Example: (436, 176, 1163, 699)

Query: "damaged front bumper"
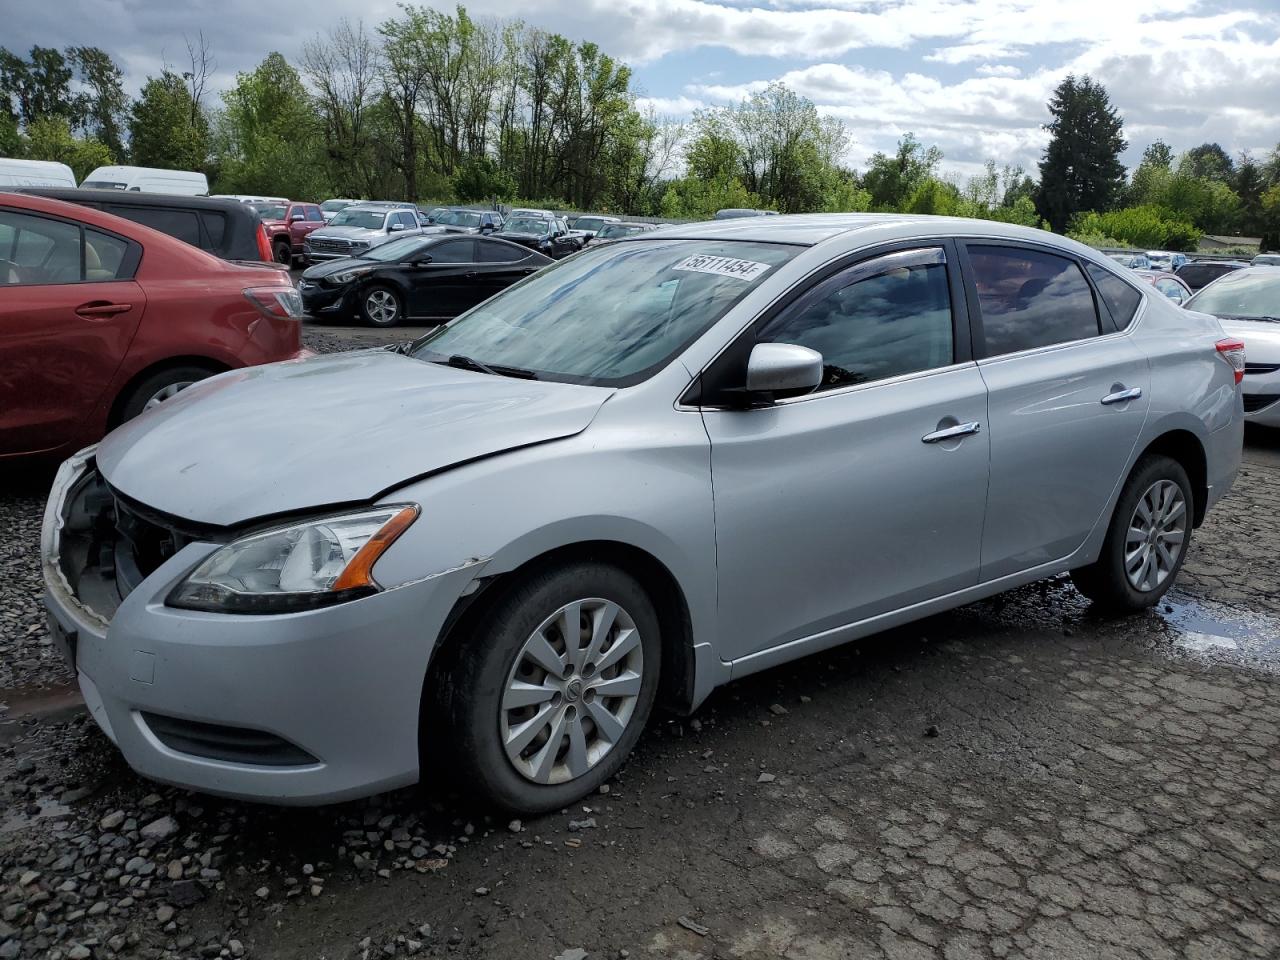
(40, 450, 480, 805)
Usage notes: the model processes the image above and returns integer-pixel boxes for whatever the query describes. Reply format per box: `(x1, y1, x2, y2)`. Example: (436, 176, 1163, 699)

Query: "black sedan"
(298, 234, 551, 327)
(493, 215, 581, 259)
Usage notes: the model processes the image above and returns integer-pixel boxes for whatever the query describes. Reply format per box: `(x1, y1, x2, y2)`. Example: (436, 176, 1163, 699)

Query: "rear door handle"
(464, 271, 478, 279)
(922, 421, 981, 443)
(75, 301, 133, 319)
(1101, 387, 1142, 405)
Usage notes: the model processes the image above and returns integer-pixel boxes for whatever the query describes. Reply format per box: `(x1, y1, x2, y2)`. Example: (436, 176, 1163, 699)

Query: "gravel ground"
(1, 325, 1278, 960)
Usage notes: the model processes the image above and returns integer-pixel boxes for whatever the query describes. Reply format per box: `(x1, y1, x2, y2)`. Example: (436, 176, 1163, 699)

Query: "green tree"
(862, 133, 942, 211)
(214, 53, 325, 199)
(1183, 143, 1234, 183)
(1069, 205, 1200, 251)
(129, 71, 209, 170)
(20, 116, 114, 180)
(1035, 75, 1127, 232)
(452, 155, 516, 202)
(67, 46, 129, 159)
(1234, 152, 1266, 237)
(0, 46, 75, 125)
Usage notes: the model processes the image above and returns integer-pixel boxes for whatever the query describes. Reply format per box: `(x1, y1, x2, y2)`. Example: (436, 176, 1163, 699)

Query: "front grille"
(308, 237, 351, 254)
(142, 713, 319, 767)
(1245, 362, 1280, 376)
(1243, 393, 1280, 413)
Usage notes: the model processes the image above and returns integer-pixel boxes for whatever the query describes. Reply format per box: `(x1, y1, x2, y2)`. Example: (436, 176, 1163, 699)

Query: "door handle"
(464, 272, 477, 279)
(1101, 387, 1142, 405)
(75, 301, 132, 319)
(922, 421, 981, 443)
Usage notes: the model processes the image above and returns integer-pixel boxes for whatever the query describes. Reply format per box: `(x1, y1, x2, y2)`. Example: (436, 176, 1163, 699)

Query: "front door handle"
(464, 271, 477, 279)
(1101, 387, 1142, 405)
(922, 421, 981, 443)
(75, 301, 133, 319)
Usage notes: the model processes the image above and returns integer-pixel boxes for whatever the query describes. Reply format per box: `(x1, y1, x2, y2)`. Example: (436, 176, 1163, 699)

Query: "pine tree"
(1035, 75, 1127, 233)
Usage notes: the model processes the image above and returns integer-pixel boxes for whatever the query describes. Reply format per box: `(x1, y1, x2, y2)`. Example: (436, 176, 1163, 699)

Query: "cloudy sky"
(9, 0, 1280, 178)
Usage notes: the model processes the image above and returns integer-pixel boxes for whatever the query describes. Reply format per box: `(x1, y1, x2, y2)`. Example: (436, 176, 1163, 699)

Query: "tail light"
(255, 223, 273, 262)
(245, 286, 303, 319)
(1216, 338, 1245, 384)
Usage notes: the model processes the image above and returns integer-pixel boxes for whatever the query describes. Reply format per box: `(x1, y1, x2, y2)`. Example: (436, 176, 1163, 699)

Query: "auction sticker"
(673, 255, 771, 282)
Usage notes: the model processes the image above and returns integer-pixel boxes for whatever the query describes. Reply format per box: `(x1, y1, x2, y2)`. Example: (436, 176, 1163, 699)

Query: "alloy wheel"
(1125, 479, 1187, 592)
(143, 381, 194, 411)
(500, 598, 644, 785)
(365, 289, 399, 325)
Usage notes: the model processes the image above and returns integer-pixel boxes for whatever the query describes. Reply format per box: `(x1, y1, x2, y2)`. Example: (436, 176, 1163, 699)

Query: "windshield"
(363, 236, 432, 262)
(505, 217, 551, 235)
(1187, 270, 1280, 318)
(320, 200, 351, 212)
(575, 218, 609, 231)
(82, 180, 128, 190)
(411, 239, 797, 385)
(328, 209, 388, 229)
(599, 224, 644, 239)
(252, 203, 287, 220)
(438, 210, 481, 227)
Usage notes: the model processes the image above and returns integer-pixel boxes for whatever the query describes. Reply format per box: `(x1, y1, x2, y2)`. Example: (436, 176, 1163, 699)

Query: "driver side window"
(758, 247, 955, 392)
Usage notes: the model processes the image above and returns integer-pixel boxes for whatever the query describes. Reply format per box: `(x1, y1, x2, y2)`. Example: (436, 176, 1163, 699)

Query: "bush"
(1069, 205, 1201, 251)
(453, 157, 518, 204)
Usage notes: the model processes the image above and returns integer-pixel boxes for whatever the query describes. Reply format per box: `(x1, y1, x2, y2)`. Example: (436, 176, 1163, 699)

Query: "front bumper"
(298, 280, 354, 316)
(41, 454, 480, 805)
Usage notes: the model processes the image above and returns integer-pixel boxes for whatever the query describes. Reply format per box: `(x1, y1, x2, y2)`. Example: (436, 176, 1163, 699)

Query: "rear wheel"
(438, 562, 661, 814)
(116, 365, 217, 424)
(361, 285, 403, 327)
(272, 241, 292, 265)
(1071, 455, 1193, 612)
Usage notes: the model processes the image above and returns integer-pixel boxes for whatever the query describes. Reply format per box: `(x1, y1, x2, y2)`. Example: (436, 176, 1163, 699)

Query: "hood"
(96, 350, 614, 526)
(301, 257, 373, 280)
(1215, 317, 1280, 362)
(311, 225, 386, 242)
(495, 230, 544, 244)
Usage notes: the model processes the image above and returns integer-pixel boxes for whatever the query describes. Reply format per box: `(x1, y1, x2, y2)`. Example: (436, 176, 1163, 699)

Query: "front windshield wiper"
(435, 353, 540, 380)
(1220, 314, 1280, 323)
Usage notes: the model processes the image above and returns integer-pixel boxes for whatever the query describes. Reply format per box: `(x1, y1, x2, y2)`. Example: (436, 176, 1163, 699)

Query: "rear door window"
(477, 240, 520, 263)
(1086, 264, 1143, 328)
(966, 245, 1100, 356)
(200, 212, 226, 250)
(106, 205, 201, 247)
(306, 206, 324, 222)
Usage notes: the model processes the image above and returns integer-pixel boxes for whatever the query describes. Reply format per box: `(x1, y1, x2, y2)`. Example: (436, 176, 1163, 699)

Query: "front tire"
(440, 562, 661, 814)
(1071, 454, 1193, 612)
(360, 285, 403, 327)
(273, 241, 292, 265)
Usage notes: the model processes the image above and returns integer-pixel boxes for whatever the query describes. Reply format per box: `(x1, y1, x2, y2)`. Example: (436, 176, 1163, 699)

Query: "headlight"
(328, 266, 373, 285)
(168, 505, 419, 614)
(350, 240, 370, 250)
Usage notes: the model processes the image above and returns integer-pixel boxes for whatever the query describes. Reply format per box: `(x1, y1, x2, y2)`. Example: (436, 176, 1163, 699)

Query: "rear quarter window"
(200, 212, 226, 250)
(1086, 264, 1144, 329)
(106, 205, 201, 247)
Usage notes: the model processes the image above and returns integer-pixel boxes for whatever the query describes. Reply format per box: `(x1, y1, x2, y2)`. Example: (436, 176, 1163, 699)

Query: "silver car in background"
(305, 203, 423, 262)
(43, 215, 1243, 813)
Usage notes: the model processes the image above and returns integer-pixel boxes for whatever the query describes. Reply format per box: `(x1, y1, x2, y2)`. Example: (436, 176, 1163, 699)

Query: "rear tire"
(273, 241, 291, 265)
(1071, 454, 1193, 612)
(436, 562, 661, 814)
(116, 365, 217, 424)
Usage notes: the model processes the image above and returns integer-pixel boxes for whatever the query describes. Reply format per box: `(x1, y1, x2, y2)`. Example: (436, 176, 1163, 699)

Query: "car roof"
(643, 212, 1102, 249)
(17, 187, 252, 212)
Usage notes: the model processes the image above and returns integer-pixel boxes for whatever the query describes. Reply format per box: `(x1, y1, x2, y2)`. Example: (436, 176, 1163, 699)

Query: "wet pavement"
(1, 333, 1278, 959)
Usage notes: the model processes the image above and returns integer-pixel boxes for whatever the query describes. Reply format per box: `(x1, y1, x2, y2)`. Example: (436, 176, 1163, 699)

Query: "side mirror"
(745, 343, 823, 399)
(290, 213, 304, 222)
(413, 255, 433, 266)
(389, 222, 406, 232)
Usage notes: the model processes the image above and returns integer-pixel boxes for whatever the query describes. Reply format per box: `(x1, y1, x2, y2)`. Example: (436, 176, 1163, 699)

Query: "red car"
(251, 201, 326, 265)
(0, 192, 308, 460)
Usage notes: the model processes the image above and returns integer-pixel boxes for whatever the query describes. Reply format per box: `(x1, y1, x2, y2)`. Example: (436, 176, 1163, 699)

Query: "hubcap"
(500, 598, 644, 785)
(144, 381, 193, 411)
(1125, 479, 1187, 592)
(366, 290, 398, 324)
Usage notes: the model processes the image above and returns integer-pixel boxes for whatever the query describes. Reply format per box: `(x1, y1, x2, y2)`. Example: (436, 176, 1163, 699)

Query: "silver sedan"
(43, 215, 1243, 813)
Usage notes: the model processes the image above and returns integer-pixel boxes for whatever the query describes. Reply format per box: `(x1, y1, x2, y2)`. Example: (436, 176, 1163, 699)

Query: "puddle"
(0, 681, 84, 743)
(1151, 591, 1280, 671)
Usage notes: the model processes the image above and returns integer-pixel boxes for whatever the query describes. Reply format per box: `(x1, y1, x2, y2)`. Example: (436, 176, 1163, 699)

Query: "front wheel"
(360, 285, 403, 327)
(1071, 454, 1193, 612)
(440, 562, 661, 814)
(273, 241, 292, 265)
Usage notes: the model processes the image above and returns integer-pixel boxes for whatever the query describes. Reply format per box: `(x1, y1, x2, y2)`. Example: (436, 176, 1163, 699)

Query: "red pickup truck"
(252, 201, 326, 265)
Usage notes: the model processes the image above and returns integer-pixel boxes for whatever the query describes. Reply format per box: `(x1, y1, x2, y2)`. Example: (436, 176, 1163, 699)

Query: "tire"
(438, 561, 661, 814)
(360, 285, 404, 327)
(116, 365, 217, 424)
(272, 241, 292, 265)
(1071, 454, 1193, 612)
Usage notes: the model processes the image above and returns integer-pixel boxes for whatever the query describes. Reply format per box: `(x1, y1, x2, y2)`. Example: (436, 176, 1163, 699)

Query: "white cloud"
(635, 95, 707, 115)
(976, 64, 1022, 77)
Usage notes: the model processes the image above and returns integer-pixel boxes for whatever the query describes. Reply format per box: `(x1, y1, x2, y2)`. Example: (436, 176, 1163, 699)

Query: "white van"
(81, 165, 208, 196)
(0, 158, 77, 188)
